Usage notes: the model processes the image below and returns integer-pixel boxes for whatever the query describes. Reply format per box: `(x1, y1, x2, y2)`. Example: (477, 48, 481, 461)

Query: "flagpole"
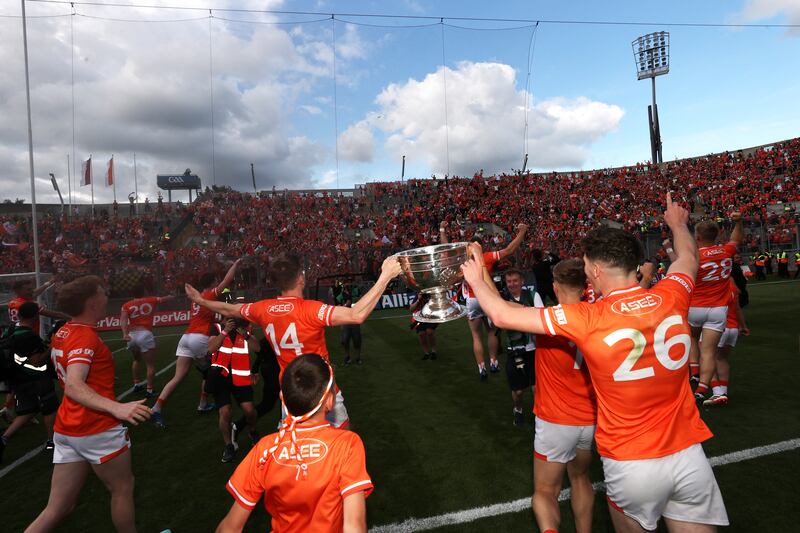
(66, 154, 72, 221)
(21, 0, 42, 292)
(90, 154, 94, 217)
(111, 155, 116, 202)
(133, 152, 139, 215)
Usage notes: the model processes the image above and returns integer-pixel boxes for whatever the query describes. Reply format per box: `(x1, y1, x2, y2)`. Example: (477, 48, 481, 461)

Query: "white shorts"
(127, 329, 155, 352)
(602, 443, 729, 531)
(176, 333, 210, 359)
(718, 328, 739, 348)
(53, 425, 131, 465)
(280, 390, 350, 429)
(466, 297, 485, 320)
(534, 417, 595, 463)
(688, 306, 727, 333)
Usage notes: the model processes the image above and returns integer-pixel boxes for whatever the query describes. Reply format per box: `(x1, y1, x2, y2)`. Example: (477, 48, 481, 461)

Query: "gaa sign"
(157, 173, 201, 190)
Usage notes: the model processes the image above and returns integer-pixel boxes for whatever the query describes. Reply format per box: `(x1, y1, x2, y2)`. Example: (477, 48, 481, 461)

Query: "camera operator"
(0, 302, 59, 463)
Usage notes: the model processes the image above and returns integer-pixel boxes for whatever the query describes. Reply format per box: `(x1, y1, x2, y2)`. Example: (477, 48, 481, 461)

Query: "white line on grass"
(0, 333, 182, 479)
(369, 438, 800, 533)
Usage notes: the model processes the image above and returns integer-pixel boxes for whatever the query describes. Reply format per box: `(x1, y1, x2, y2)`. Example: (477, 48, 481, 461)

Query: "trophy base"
(412, 288, 466, 323)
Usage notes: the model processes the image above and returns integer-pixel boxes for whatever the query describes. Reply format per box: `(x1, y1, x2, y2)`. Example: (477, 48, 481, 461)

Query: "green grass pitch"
(1, 280, 799, 532)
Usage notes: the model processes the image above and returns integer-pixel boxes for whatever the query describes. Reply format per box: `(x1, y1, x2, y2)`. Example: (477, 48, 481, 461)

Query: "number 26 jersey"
(239, 296, 334, 375)
(539, 273, 712, 461)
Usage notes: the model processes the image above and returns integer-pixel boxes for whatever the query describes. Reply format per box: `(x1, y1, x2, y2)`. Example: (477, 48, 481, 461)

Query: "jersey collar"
(604, 285, 643, 299)
(295, 423, 331, 432)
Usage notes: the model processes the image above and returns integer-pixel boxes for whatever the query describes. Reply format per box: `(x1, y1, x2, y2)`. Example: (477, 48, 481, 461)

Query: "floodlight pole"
(21, 0, 42, 291)
(651, 77, 662, 164)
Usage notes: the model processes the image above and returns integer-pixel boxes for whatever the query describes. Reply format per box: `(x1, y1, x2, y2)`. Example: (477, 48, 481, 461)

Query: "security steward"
(206, 316, 259, 463)
(777, 250, 789, 278)
(753, 252, 766, 281)
(0, 302, 59, 463)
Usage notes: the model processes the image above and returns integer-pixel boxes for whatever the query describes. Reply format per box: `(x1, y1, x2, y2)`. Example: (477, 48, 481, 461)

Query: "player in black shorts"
(0, 303, 59, 462)
(410, 294, 438, 360)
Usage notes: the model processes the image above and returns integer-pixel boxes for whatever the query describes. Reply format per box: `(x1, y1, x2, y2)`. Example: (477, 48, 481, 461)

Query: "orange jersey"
(462, 251, 500, 298)
(121, 296, 161, 331)
(691, 242, 737, 307)
(185, 288, 219, 335)
(51, 322, 119, 437)
(8, 296, 40, 332)
(239, 296, 333, 373)
(226, 423, 373, 533)
(539, 273, 712, 460)
(534, 334, 596, 426)
(725, 283, 740, 329)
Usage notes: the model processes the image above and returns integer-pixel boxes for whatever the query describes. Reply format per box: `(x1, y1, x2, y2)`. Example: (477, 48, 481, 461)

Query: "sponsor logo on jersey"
(611, 293, 663, 316)
(273, 438, 328, 466)
(553, 305, 568, 325)
(268, 302, 295, 316)
(703, 248, 725, 257)
(55, 328, 70, 339)
(666, 274, 693, 294)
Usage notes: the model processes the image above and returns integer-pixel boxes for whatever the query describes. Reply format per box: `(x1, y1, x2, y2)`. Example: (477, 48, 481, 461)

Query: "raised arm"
(498, 223, 529, 260)
(439, 221, 449, 244)
(32, 279, 55, 299)
(216, 259, 242, 293)
(207, 320, 233, 355)
(664, 192, 699, 280)
(330, 256, 402, 326)
(462, 247, 546, 334)
(120, 307, 131, 340)
(729, 211, 743, 246)
(186, 284, 243, 317)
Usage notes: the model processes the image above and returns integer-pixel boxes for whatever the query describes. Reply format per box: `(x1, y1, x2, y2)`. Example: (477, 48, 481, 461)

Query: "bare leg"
(218, 405, 232, 445)
(427, 330, 437, 353)
(715, 345, 732, 384)
(43, 412, 56, 441)
(142, 349, 157, 391)
(2, 412, 34, 440)
(511, 390, 524, 411)
(25, 461, 91, 532)
(608, 502, 649, 533)
(240, 402, 257, 433)
(417, 332, 430, 354)
(698, 328, 723, 389)
(567, 448, 594, 533)
(129, 348, 142, 385)
(664, 517, 717, 533)
(487, 325, 499, 365)
(532, 457, 567, 532)
(468, 318, 485, 367)
(153, 357, 194, 411)
(91, 449, 137, 533)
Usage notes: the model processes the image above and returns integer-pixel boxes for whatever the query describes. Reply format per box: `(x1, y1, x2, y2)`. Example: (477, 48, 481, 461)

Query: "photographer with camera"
(205, 316, 260, 463)
(498, 269, 544, 427)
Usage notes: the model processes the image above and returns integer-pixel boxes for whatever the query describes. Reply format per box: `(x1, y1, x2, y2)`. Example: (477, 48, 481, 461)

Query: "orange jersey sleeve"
(539, 274, 712, 460)
(51, 323, 119, 437)
(692, 242, 738, 307)
(122, 297, 161, 330)
(227, 425, 372, 533)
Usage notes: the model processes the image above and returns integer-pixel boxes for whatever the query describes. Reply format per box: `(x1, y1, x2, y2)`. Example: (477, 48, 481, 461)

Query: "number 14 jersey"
(239, 296, 334, 375)
(539, 273, 712, 461)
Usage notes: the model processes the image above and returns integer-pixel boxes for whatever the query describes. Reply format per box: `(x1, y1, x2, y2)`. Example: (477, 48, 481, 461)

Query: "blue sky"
(0, 0, 798, 201)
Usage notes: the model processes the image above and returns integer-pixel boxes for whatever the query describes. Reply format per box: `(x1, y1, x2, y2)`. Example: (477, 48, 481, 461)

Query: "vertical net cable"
(522, 22, 539, 166)
(440, 20, 451, 177)
(208, 11, 217, 186)
(331, 16, 340, 190)
(70, 4, 76, 206)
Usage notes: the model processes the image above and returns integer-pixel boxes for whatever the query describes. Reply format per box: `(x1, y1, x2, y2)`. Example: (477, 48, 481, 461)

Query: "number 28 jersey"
(538, 273, 712, 461)
(691, 242, 737, 308)
(239, 296, 334, 374)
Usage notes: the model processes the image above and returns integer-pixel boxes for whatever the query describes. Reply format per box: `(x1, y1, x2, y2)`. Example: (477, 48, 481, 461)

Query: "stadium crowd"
(0, 138, 798, 295)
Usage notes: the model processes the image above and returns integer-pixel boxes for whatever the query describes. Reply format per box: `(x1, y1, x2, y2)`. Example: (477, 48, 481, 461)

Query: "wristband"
(666, 247, 674, 254)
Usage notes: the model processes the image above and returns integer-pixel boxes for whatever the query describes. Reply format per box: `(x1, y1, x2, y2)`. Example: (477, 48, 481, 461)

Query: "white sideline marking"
(369, 438, 800, 533)
(0, 333, 182, 479)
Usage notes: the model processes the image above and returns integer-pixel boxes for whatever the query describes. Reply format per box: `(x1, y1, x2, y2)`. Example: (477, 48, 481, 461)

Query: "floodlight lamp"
(631, 31, 670, 80)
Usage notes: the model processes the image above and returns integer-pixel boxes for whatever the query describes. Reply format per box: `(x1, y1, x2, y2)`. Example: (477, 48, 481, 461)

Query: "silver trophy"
(396, 242, 469, 323)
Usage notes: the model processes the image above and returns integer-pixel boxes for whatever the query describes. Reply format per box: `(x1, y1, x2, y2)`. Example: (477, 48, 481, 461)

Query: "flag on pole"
(106, 156, 114, 187)
(81, 156, 92, 186)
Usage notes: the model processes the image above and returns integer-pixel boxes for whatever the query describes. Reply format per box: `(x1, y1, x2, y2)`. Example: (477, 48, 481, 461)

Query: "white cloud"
(735, 0, 800, 35)
(363, 61, 624, 175)
(338, 120, 374, 162)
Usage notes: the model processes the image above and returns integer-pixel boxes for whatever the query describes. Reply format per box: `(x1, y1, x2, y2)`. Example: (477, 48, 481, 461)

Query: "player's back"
(541, 273, 712, 460)
(462, 251, 500, 298)
(240, 296, 332, 372)
(185, 288, 218, 334)
(534, 334, 596, 426)
(692, 243, 737, 307)
(122, 296, 160, 330)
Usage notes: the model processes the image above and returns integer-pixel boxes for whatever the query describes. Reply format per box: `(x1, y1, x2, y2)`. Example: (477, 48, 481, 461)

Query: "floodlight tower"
(632, 31, 670, 164)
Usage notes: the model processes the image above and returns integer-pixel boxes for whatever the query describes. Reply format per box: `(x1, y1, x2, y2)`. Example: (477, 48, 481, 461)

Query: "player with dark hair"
(0, 302, 59, 463)
(26, 276, 151, 533)
(120, 285, 174, 398)
(687, 214, 742, 403)
(531, 259, 597, 533)
(151, 260, 241, 428)
(464, 194, 728, 532)
(186, 253, 401, 429)
(216, 353, 372, 532)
